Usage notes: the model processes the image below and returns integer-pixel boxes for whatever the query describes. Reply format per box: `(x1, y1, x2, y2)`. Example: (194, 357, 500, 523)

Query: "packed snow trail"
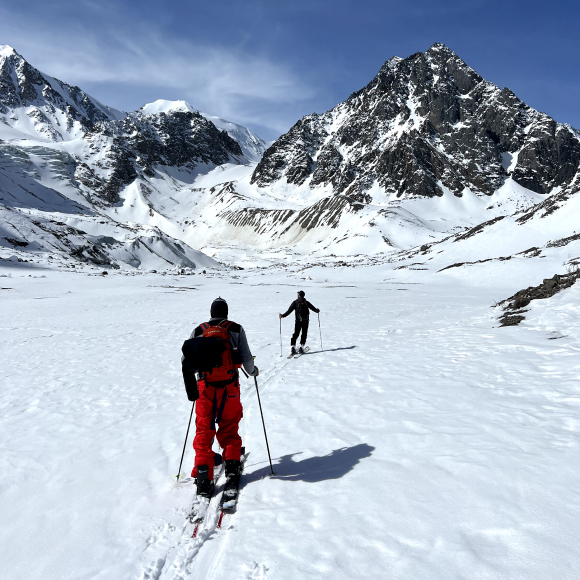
(0, 262, 579, 579)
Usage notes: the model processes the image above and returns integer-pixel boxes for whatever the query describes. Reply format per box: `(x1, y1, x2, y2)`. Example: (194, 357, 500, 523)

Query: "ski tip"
(221, 503, 239, 514)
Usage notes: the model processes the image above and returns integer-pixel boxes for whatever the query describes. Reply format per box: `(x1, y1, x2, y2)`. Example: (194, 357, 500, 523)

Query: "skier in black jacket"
(279, 290, 320, 355)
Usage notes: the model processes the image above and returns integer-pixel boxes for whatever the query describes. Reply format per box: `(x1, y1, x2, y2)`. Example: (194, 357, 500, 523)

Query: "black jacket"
(281, 298, 319, 321)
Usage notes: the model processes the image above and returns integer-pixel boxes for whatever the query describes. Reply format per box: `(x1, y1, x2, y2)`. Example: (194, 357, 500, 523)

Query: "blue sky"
(1, 0, 578, 140)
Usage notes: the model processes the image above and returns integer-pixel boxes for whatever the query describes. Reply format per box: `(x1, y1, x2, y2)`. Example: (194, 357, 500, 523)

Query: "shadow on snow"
(245, 443, 374, 484)
(305, 345, 357, 355)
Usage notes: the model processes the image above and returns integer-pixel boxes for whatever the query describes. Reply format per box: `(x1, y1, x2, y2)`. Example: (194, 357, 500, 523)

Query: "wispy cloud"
(0, 3, 316, 137)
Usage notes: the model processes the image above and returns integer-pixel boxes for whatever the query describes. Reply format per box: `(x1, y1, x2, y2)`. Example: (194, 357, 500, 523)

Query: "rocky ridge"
(75, 109, 245, 204)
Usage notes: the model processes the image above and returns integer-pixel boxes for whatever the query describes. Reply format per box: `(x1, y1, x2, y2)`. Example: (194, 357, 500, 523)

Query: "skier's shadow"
(305, 345, 356, 355)
(245, 443, 374, 483)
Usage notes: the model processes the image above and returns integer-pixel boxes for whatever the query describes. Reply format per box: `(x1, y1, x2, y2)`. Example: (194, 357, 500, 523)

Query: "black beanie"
(298, 290, 305, 297)
(210, 297, 228, 318)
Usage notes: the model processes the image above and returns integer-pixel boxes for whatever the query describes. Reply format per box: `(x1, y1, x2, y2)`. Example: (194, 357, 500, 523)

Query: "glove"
(278, 313, 283, 319)
(317, 308, 321, 313)
(182, 364, 199, 402)
(250, 366, 259, 377)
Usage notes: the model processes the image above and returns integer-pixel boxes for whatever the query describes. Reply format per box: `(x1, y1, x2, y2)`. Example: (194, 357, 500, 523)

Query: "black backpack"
(181, 321, 240, 401)
(296, 297, 309, 321)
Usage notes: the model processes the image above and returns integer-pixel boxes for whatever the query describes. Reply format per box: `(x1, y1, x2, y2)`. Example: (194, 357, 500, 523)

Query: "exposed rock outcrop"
(498, 271, 580, 326)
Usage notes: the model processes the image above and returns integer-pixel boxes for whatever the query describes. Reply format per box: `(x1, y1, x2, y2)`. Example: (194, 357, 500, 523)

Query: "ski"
(189, 455, 224, 538)
(216, 451, 249, 528)
(293, 346, 310, 358)
(288, 346, 310, 358)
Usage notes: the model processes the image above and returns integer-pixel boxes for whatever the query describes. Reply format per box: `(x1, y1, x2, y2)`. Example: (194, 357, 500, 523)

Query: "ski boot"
(225, 459, 241, 482)
(195, 464, 214, 497)
(290, 346, 297, 356)
(223, 459, 242, 506)
(298, 344, 305, 355)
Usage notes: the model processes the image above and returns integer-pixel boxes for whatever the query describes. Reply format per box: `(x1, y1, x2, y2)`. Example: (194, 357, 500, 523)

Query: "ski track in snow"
(1, 263, 580, 579)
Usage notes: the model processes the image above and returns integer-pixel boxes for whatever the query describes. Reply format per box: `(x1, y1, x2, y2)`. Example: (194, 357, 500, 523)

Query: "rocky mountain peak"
(424, 41, 463, 62)
(0, 46, 124, 141)
(138, 99, 267, 161)
(251, 45, 580, 200)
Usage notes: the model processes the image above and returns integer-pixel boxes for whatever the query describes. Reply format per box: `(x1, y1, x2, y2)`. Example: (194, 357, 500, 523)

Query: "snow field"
(0, 262, 579, 579)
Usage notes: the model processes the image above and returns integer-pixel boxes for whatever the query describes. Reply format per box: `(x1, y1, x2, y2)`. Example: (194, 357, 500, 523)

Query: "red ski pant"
(191, 379, 243, 477)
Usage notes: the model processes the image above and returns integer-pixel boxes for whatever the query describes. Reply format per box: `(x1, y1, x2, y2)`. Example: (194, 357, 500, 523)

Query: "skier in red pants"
(182, 297, 258, 496)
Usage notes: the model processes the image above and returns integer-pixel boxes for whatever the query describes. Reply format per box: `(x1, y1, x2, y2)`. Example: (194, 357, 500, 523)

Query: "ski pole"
(279, 316, 283, 357)
(318, 312, 323, 351)
(254, 376, 274, 475)
(176, 401, 195, 481)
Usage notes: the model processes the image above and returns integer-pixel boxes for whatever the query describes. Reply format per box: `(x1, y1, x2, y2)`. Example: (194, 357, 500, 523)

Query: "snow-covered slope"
(384, 169, 580, 281)
(0, 204, 221, 272)
(1, 255, 579, 579)
(0, 136, 223, 271)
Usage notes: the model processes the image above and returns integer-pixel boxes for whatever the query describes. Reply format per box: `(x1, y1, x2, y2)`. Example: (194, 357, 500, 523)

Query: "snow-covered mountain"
(0, 46, 268, 270)
(2, 42, 580, 271)
(252, 43, 580, 199)
(177, 43, 580, 261)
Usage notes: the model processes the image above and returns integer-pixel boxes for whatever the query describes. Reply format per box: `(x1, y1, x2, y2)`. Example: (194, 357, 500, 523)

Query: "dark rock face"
(251, 43, 580, 199)
(78, 111, 243, 204)
(253, 116, 325, 187)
